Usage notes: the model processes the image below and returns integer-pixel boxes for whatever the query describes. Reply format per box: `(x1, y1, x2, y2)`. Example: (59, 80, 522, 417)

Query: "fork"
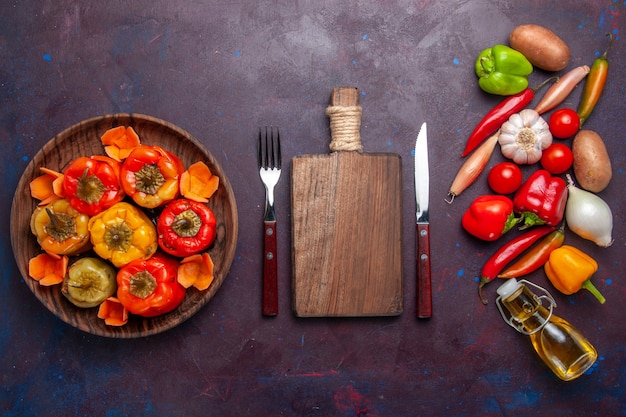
(258, 126, 281, 316)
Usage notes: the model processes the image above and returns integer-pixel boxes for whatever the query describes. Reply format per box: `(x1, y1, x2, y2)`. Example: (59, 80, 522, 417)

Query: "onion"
(446, 130, 500, 203)
(565, 174, 613, 247)
(534, 65, 590, 115)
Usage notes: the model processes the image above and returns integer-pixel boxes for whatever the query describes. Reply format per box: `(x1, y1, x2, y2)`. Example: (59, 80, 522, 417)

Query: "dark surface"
(1, 1, 624, 416)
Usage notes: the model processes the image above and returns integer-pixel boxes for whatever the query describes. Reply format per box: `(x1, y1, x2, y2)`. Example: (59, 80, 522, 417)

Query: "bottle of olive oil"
(496, 278, 597, 381)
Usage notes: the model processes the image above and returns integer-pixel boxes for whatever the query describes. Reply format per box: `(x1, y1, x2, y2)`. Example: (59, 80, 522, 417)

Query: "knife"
(415, 122, 432, 318)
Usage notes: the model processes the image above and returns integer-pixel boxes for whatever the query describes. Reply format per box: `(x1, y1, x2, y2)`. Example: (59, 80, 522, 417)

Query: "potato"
(510, 24, 571, 71)
(572, 130, 612, 192)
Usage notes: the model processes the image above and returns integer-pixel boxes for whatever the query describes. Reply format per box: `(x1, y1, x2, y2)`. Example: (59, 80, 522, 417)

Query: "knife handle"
(263, 220, 278, 316)
(417, 223, 432, 318)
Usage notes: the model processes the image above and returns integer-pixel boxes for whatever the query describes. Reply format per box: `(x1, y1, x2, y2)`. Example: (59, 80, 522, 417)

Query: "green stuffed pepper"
(475, 44, 533, 96)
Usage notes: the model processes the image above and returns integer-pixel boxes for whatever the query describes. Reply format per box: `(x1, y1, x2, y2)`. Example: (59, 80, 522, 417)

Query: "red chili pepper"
(478, 225, 555, 304)
(62, 155, 125, 216)
(578, 33, 612, 126)
(513, 169, 568, 228)
(116, 253, 186, 317)
(498, 225, 565, 279)
(461, 195, 518, 241)
(157, 198, 217, 257)
(461, 78, 555, 157)
(120, 145, 185, 209)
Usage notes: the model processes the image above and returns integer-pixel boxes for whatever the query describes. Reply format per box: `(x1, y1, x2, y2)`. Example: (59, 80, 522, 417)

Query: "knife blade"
(414, 122, 432, 318)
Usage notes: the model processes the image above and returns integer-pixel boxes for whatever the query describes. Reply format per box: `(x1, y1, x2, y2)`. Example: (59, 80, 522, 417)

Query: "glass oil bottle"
(496, 278, 597, 381)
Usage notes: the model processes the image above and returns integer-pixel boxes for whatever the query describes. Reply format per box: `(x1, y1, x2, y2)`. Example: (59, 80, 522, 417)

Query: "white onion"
(565, 174, 613, 247)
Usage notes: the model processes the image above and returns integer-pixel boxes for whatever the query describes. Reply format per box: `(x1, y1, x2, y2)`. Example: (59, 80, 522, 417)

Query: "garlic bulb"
(498, 109, 553, 164)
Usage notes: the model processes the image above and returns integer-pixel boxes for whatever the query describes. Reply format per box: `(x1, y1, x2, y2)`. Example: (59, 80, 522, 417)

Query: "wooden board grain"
(291, 87, 403, 317)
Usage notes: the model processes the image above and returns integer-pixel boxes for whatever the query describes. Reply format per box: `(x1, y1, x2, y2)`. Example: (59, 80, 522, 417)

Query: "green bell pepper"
(475, 44, 533, 96)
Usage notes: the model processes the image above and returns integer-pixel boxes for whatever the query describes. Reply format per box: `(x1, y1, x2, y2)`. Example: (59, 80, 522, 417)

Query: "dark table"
(2, 1, 624, 416)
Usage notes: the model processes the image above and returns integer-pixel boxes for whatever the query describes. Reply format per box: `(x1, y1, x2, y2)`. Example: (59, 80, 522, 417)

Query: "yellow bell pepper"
(544, 245, 605, 304)
(30, 199, 91, 255)
(88, 202, 157, 267)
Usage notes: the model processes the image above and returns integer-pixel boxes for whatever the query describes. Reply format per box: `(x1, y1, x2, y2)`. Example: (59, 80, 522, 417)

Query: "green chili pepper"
(475, 45, 533, 96)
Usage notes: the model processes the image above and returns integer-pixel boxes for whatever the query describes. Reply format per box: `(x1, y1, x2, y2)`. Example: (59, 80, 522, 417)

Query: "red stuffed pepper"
(120, 145, 185, 209)
(157, 198, 217, 257)
(62, 155, 125, 216)
(462, 195, 518, 241)
(513, 169, 568, 228)
(116, 253, 186, 317)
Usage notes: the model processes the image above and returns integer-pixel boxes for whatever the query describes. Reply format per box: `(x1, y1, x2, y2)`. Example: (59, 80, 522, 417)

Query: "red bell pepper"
(461, 195, 518, 241)
(513, 169, 568, 228)
(116, 253, 186, 317)
(157, 198, 217, 257)
(120, 145, 185, 209)
(62, 155, 125, 216)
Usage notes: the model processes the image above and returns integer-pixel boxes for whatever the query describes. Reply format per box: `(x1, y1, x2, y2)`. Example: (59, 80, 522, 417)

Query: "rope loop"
(326, 105, 363, 152)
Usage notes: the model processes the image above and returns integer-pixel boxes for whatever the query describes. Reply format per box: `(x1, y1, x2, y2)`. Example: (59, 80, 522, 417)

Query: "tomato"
(548, 108, 580, 139)
(487, 162, 523, 195)
(540, 143, 573, 174)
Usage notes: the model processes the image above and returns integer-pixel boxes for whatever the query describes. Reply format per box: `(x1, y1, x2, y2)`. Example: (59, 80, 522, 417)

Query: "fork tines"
(258, 126, 281, 170)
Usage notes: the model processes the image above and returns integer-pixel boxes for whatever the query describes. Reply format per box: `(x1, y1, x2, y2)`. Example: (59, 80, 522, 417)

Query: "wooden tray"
(11, 114, 238, 338)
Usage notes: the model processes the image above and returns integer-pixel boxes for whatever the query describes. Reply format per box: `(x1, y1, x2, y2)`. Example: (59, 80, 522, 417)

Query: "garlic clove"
(520, 108, 539, 126)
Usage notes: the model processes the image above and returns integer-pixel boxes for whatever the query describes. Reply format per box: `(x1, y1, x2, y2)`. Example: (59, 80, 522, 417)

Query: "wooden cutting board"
(291, 87, 403, 317)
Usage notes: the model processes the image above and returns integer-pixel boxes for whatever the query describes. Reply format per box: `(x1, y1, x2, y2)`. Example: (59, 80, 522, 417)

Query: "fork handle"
(263, 220, 278, 316)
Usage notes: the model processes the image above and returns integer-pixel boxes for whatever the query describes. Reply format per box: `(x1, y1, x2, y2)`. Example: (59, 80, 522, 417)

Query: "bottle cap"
(496, 279, 557, 335)
(496, 278, 520, 299)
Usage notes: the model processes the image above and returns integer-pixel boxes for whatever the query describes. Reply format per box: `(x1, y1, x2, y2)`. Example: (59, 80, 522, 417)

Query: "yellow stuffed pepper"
(88, 202, 157, 268)
(30, 199, 91, 255)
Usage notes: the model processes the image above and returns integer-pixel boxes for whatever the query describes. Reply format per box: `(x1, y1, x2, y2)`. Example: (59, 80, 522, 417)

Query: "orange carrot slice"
(91, 154, 120, 165)
(29, 175, 56, 205)
(28, 253, 68, 286)
(177, 252, 215, 291)
(100, 126, 126, 145)
(30, 167, 64, 205)
(52, 175, 65, 198)
(40, 166, 63, 178)
(179, 161, 219, 203)
(97, 297, 129, 326)
(101, 126, 140, 161)
(104, 146, 122, 161)
(104, 144, 138, 161)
